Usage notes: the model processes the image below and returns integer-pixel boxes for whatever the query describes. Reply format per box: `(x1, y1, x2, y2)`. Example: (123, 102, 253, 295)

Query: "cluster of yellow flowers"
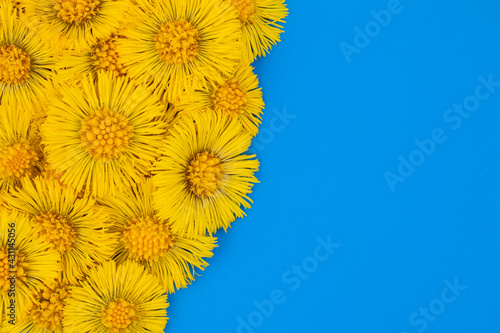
(0, 0, 287, 331)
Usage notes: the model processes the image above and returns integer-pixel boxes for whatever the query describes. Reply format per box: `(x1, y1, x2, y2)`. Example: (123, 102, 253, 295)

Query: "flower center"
(91, 37, 126, 76)
(0, 44, 31, 85)
(212, 79, 248, 115)
(231, 0, 256, 23)
(102, 298, 137, 331)
(53, 0, 101, 25)
(186, 152, 225, 198)
(28, 280, 69, 331)
(80, 107, 133, 161)
(0, 139, 39, 178)
(32, 213, 76, 253)
(121, 216, 175, 262)
(155, 20, 199, 65)
(0, 249, 28, 294)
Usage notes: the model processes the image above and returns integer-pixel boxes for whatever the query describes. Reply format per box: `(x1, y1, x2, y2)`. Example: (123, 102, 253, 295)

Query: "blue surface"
(166, 1, 500, 332)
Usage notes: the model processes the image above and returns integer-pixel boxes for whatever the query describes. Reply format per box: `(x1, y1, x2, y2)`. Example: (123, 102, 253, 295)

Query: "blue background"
(166, 1, 500, 332)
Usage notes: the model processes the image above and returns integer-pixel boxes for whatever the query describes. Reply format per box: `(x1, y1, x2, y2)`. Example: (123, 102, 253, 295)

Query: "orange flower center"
(231, 0, 256, 23)
(53, 0, 100, 25)
(212, 79, 248, 115)
(0, 44, 31, 85)
(102, 299, 137, 331)
(155, 20, 199, 65)
(33, 212, 76, 253)
(28, 280, 70, 330)
(186, 152, 225, 198)
(121, 216, 175, 262)
(80, 107, 133, 161)
(91, 37, 126, 76)
(0, 139, 39, 178)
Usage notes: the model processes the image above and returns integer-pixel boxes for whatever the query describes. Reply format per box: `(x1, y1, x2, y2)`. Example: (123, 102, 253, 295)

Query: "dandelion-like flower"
(57, 33, 128, 83)
(152, 112, 259, 235)
(3, 177, 117, 284)
(0, 102, 43, 193)
(41, 73, 165, 197)
(176, 63, 264, 136)
(99, 180, 217, 293)
(0, 210, 60, 327)
(0, 3, 55, 111)
(23, 0, 131, 52)
(7, 276, 71, 332)
(118, 0, 242, 101)
(228, 0, 288, 62)
(63, 260, 168, 332)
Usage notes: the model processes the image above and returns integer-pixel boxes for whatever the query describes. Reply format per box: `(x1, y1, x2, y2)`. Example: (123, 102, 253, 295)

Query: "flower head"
(0, 3, 56, 111)
(118, 0, 242, 102)
(99, 180, 217, 293)
(7, 276, 71, 332)
(176, 62, 264, 136)
(228, 0, 288, 62)
(0, 102, 43, 193)
(23, 0, 131, 52)
(3, 177, 117, 284)
(57, 33, 128, 84)
(64, 260, 168, 332)
(41, 73, 165, 197)
(152, 111, 259, 235)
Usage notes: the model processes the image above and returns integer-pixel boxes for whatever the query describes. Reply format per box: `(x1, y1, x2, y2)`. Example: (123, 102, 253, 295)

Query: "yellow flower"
(23, 0, 131, 52)
(99, 180, 217, 293)
(0, 102, 43, 193)
(228, 0, 288, 62)
(118, 0, 242, 102)
(176, 62, 264, 136)
(57, 33, 128, 84)
(64, 260, 168, 332)
(7, 276, 71, 332)
(3, 177, 117, 284)
(0, 3, 56, 111)
(152, 111, 259, 235)
(41, 73, 165, 197)
(0, 210, 60, 327)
